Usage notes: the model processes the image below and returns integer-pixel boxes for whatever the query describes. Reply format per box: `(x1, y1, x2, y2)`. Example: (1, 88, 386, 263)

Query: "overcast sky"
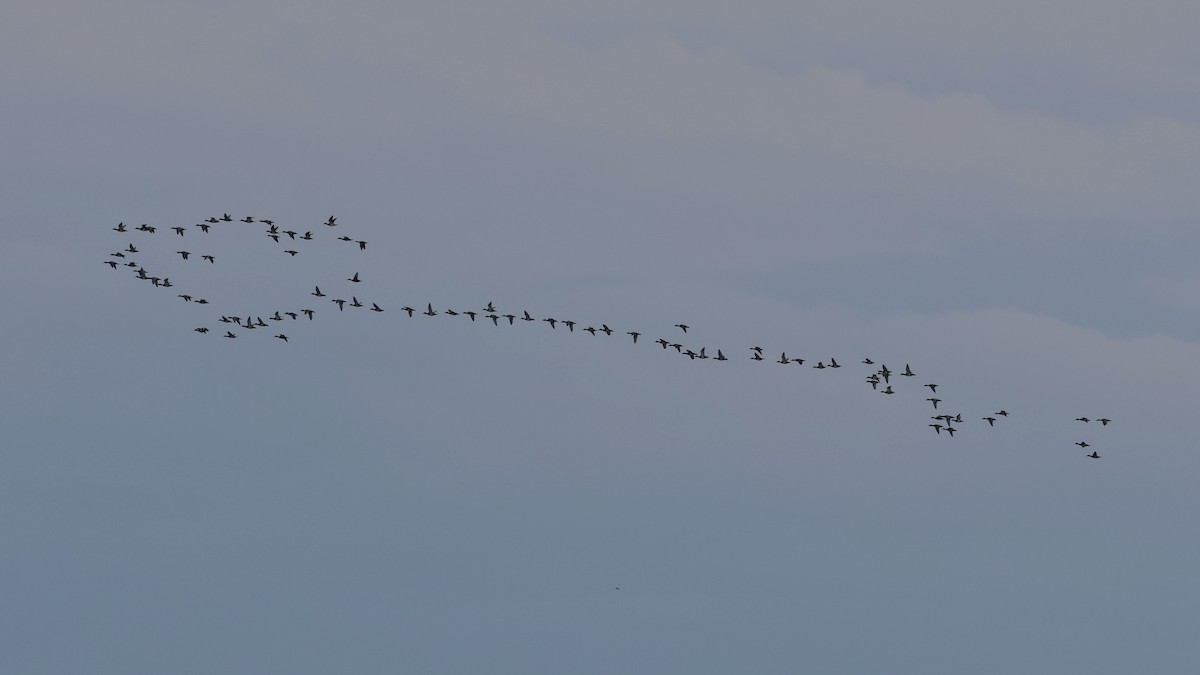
(4, 1, 1200, 673)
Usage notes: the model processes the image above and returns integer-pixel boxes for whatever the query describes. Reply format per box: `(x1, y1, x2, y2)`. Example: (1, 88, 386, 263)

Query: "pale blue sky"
(3, 2, 1199, 673)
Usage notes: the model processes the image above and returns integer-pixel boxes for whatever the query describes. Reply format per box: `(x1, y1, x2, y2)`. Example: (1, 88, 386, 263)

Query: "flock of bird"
(105, 214, 1113, 459)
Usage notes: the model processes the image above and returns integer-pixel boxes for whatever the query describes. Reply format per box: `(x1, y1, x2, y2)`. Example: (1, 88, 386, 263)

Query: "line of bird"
(105, 214, 1113, 459)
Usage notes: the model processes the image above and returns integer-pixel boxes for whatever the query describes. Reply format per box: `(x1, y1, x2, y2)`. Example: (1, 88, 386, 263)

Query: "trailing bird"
(715, 350, 727, 361)
(357, 240, 367, 250)
(1076, 417, 1090, 423)
(194, 327, 208, 334)
(1098, 418, 1111, 426)
(1087, 452, 1100, 459)
(312, 286, 325, 297)
(196, 224, 210, 233)
(584, 327, 597, 336)
(178, 294, 192, 302)
(224, 331, 236, 338)
(275, 334, 288, 342)
(675, 324, 689, 333)
(202, 255, 214, 263)
(944, 426, 956, 437)
(881, 386, 894, 394)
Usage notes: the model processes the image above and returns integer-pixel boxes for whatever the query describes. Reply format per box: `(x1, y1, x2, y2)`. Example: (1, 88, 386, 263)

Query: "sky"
(3, 1, 1200, 672)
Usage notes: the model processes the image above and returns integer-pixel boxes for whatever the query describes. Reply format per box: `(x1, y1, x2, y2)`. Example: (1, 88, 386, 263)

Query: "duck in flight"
(926, 398, 941, 409)
(332, 299, 346, 311)
(924, 383, 938, 393)
(202, 255, 214, 263)
(348, 273, 361, 283)
(424, 303, 437, 316)
(902, 364, 915, 377)
(275, 334, 288, 342)
(982, 417, 997, 426)
(172, 226, 186, 236)
(675, 324, 688, 333)
(325, 216, 337, 226)
(113, 222, 127, 232)
(1087, 451, 1100, 459)
(627, 331, 640, 343)
(1075, 441, 1090, 448)
(177, 251, 190, 260)
(312, 286, 325, 297)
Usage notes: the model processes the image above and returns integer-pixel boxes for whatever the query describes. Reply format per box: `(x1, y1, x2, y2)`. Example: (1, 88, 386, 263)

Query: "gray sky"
(3, 1, 1199, 672)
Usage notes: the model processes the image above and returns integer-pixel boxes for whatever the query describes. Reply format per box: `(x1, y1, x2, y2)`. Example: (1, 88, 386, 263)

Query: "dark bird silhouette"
(126, 244, 138, 253)
(881, 386, 895, 394)
(484, 301, 497, 313)
(348, 272, 361, 282)
(1087, 451, 1100, 459)
(113, 222, 127, 232)
(445, 309, 458, 316)
(196, 223, 210, 233)
(254, 316, 267, 327)
(271, 311, 283, 321)
(195, 299, 208, 304)
(791, 356, 805, 365)
(1098, 418, 1112, 426)
(161, 278, 173, 288)
(600, 325, 613, 336)
(944, 426, 956, 437)
(401, 306, 415, 317)
(205, 217, 219, 223)
(902, 364, 915, 377)
(283, 230, 297, 240)
(313, 286, 326, 297)
(285, 312, 298, 320)
(924, 383, 938, 393)
(813, 362, 826, 369)
(284, 250, 298, 256)
(715, 349, 727, 361)
(675, 324, 689, 333)
(656, 338, 669, 348)
(333, 299, 346, 311)
(242, 216, 255, 223)
(338, 236, 352, 242)
(544, 317, 558, 329)
(324, 216, 337, 226)
(194, 327, 209, 334)
(350, 297, 364, 308)
(104, 261, 118, 269)
(522, 310, 534, 322)
(178, 294, 192, 302)
(584, 327, 597, 336)
(177, 251, 190, 260)
(926, 398, 941, 409)
(751, 346, 763, 354)
(301, 231, 313, 240)
(357, 240, 367, 250)
(862, 358, 874, 364)
(1076, 417, 1090, 423)
(829, 358, 841, 368)
(487, 314, 499, 325)
(225, 331, 237, 338)
(751, 351, 764, 361)
(464, 311, 477, 321)
(627, 331, 640, 343)
(172, 226, 186, 236)
(995, 410, 1009, 417)
(260, 219, 273, 226)
(670, 343, 683, 352)
(202, 255, 214, 263)
(503, 314, 516, 325)
(275, 334, 288, 342)
(302, 309, 314, 320)
(879, 365, 892, 383)
(424, 303, 437, 316)
(929, 424, 943, 434)
(563, 320, 575, 332)
(110, 252, 126, 258)
(778, 352, 790, 364)
(983, 417, 996, 426)
(1075, 441, 1090, 448)
(221, 213, 232, 221)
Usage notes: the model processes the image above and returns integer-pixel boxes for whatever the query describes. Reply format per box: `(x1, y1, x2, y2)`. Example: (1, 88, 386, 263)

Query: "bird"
(172, 226, 186, 236)
(929, 424, 943, 434)
(503, 314, 516, 325)
(600, 325, 613, 336)
(926, 398, 941, 409)
(177, 251, 190, 260)
(902, 364, 915, 377)
(301, 231, 313, 240)
(944, 426, 956, 437)
(1097, 418, 1112, 426)
(751, 346, 763, 354)
(715, 350, 727, 361)
(584, 327, 597, 336)
(464, 311, 477, 321)
(543, 317, 557, 329)
(1076, 417, 1090, 423)
(275, 334, 288, 342)
(280, 230, 296, 240)
(995, 410, 1009, 417)
(338, 236, 352, 242)
(201, 255, 214, 263)
(242, 216, 255, 223)
(521, 311, 534, 322)
(357, 240, 367, 250)
(194, 327, 208, 334)
(675, 324, 689, 333)
(260, 219, 273, 226)
(178, 294, 192, 302)
(1075, 441, 1090, 448)
(655, 338, 669, 348)
(983, 417, 997, 426)
(862, 358, 874, 364)
(302, 309, 314, 320)
(424, 303, 437, 316)
(284, 250, 298, 256)
(401, 306, 415, 317)
(220, 213, 232, 221)
(829, 358, 841, 368)
(205, 217, 219, 223)
(627, 331, 640, 343)
(484, 302, 496, 313)
(110, 252, 126, 258)
(196, 223, 210, 233)
(195, 299, 208, 304)
(924, 384, 938, 393)
(368, 303, 383, 313)
(1087, 452, 1100, 459)
(224, 331, 237, 338)
(813, 362, 826, 369)
(126, 244, 138, 253)
(487, 314, 499, 325)
(791, 357, 805, 365)
(881, 386, 895, 394)
(878, 365, 892, 383)
(113, 222, 127, 232)
(268, 234, 280, 243)
(350, 297, 364, 308)
(325, 216, 337, 226)
(104, 261, 118, 269)
(332, 299, 346, 310)
(271, 311, 283, 321)
(312, 286, 326, 297)
(778, 352, 790, 364)
(751, 351, 764, 361)
(285, 312, 298, 320)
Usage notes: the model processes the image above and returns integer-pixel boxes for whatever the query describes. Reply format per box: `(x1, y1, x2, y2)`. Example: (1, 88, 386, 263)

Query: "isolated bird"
(275, 334, 288, 342)
(675, 324, 689, 333)
(194, 327, 208, 334)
